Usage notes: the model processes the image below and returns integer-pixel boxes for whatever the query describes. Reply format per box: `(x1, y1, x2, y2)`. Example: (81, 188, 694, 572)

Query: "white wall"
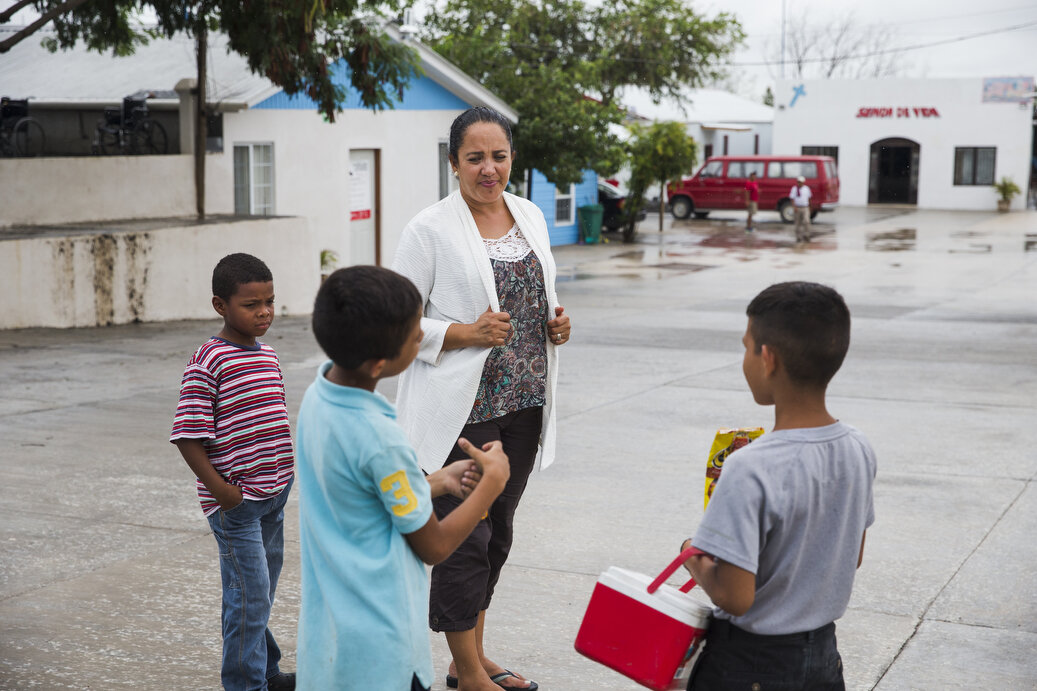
(0, 216, 316, 329)
(689, 122, 773, 163)
(224, 108, 461, 271)
(773, 78, 1033, 210)
(0, 154, 233, 227)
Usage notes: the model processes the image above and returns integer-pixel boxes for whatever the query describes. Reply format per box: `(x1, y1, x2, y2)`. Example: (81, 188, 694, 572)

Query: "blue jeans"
(207, 478, 293, 691)
(688, 619, 844, 690)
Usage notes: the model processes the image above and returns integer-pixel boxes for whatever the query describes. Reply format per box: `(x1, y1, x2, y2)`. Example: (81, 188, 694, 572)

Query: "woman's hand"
(547, 306, 571, 345)
(472, 307, 512, 347)
(443, 307, 511, 351)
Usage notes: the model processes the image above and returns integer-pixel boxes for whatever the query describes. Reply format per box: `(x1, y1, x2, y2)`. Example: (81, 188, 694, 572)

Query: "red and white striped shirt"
(170, 337, 294, 516)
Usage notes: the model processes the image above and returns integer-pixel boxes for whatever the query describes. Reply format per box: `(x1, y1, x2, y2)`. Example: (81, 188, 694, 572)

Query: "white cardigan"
(391, 191, 560, 475)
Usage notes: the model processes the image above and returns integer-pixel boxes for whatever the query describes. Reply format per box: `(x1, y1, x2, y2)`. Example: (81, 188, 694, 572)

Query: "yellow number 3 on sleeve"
(380, 470, 419, 517)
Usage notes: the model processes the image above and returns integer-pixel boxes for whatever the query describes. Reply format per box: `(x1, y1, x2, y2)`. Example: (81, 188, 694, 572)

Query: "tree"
(763, 86, 775, 106)
(422, 0, 621, 188)
(623, 121, 698, 242)
(588, 0, 745, 108)
(421, 0, 742, 190)
(767, 10, 909, 80)
(4, 1, 419, 118)
(3, 0, 420, 218)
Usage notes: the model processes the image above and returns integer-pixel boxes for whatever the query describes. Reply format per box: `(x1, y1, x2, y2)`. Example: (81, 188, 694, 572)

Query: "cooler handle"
(647, 546, 707, 594)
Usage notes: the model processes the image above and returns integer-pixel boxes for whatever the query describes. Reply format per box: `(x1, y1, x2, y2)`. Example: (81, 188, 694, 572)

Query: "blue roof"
(255, 62, 470, 111)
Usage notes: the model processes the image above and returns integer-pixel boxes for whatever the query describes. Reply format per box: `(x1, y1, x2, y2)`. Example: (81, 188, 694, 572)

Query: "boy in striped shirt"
(170, 253, 295, 691)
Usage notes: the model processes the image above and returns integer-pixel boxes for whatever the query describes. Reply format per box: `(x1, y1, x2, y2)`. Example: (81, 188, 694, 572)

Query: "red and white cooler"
(575, 548, 713, 690)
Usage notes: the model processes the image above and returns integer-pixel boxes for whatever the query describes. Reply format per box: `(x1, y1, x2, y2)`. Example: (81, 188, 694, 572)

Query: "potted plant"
(993, 177, 1021, 213)
(320, 248, 339, 282)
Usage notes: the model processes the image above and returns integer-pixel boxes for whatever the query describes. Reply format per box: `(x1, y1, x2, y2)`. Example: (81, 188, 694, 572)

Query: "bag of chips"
(704, 428, 764, 509)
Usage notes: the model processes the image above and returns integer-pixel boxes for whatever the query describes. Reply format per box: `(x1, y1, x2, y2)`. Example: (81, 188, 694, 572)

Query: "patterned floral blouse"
(467, 224, 549, 423)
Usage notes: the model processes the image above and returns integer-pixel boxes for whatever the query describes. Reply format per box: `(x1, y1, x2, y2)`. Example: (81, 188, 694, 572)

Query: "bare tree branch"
(0, 0, 35, 24)
(764, 9, 908, 80)
(0, 0, 91, 53)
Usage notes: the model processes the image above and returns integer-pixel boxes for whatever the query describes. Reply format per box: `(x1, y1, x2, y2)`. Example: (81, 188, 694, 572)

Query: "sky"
(701, 0, 1037, 100)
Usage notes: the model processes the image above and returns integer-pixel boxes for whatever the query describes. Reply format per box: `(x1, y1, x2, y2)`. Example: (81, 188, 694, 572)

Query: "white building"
(620, 87, 774, 163)
(0, 27, 516, 265)
(0, 27, 521, 328)
(772, 77, 1036, 211)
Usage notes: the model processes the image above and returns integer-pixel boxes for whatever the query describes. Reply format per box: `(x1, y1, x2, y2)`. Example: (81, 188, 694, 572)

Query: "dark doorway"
(868, 138, 920, 204)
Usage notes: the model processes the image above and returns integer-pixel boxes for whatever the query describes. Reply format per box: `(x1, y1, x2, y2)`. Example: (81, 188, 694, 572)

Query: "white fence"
(1, 215, 318, 329)
(0, 154, 233, 227)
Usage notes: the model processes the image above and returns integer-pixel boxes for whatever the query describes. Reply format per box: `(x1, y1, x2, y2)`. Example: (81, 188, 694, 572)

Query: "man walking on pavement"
(790, 176, 812, 246)
(745, 171, 760, 232)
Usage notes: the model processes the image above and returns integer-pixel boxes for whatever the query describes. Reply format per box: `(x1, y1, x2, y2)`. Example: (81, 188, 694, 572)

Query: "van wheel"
(670, 197, 693, 219)
(693, 211, 710, 219)
(778, 200, 795, 224)
(810, 209, 819, 220)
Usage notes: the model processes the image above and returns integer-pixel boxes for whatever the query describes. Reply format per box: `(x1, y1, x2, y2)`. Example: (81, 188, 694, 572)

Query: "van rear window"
(825, 161, 837, 179)
(767, 161, 817, 179)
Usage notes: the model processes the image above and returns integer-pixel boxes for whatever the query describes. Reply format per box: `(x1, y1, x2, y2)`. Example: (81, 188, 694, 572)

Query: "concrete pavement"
(1, 206, 1035, 689)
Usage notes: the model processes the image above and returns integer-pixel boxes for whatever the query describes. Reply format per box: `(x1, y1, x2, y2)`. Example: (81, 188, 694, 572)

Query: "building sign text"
(856, 107, 941, 119)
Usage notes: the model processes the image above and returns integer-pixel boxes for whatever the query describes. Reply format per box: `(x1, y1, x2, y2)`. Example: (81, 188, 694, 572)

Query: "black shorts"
(688, 619, 844, 691)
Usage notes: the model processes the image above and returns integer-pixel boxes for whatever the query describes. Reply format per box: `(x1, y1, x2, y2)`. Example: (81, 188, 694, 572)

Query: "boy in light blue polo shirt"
(296, 266, 509, 691)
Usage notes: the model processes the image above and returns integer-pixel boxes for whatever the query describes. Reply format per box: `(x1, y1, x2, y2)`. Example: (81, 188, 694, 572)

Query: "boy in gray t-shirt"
(681, 281, 876, 689)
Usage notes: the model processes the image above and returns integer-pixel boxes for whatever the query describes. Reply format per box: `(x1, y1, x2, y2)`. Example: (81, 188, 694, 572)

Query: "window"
(954, 147, 996, 185)
(767, 161, 817, 179)
(438, 142, 459, 199)
(722, 135, 729, 155)
(754, 134, 759, 155)
(206, 113, 223, 153)
(699, 160, 723, 178)
(233, 143, 274, 215)
(790, 161, 818, 180)
(727, 161, 764, 179)
(801, 146, 839, 165)
(555, 184, 574, 225)
(703, 144, 714, 159)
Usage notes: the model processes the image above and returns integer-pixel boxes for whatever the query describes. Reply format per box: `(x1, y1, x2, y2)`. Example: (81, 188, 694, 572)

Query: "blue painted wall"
(530, 169, 598, 245)
(255, 62, 470, 111)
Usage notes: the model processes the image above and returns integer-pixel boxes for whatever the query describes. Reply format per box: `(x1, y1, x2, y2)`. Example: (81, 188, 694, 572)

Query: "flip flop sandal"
(445, 670, 539, 690)
(492, 670, 539, 690)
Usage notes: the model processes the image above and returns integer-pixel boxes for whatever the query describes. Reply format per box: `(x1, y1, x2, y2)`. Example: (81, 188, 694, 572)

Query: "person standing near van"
(744, 171, 760, 232)
(790, 176, 812, 245)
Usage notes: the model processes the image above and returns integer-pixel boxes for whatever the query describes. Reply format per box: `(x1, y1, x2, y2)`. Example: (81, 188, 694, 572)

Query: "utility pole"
(780, 0, 786, 80)
(194, 15, 207, 220)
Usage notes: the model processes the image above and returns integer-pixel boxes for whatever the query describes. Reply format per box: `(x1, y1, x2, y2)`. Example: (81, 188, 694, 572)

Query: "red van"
(666, 155, 839, 223)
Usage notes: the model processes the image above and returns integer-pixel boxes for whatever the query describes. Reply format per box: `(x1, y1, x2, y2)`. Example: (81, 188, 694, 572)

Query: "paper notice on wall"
(350, 159, 372, 221)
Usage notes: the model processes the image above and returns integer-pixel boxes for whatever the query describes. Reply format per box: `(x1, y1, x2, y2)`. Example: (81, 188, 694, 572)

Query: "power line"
(747, 3, 1037, 37)
(735, 19, 1037, 68)
(446, 18, 1037, 71)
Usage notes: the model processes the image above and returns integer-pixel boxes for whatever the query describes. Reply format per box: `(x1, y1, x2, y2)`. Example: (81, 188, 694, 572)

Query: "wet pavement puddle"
(948, 229, 993, 253)
(866, 228, 916, 251)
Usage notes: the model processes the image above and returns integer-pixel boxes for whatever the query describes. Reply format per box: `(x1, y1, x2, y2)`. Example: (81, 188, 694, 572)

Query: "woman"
(392, 106, 570, 691)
